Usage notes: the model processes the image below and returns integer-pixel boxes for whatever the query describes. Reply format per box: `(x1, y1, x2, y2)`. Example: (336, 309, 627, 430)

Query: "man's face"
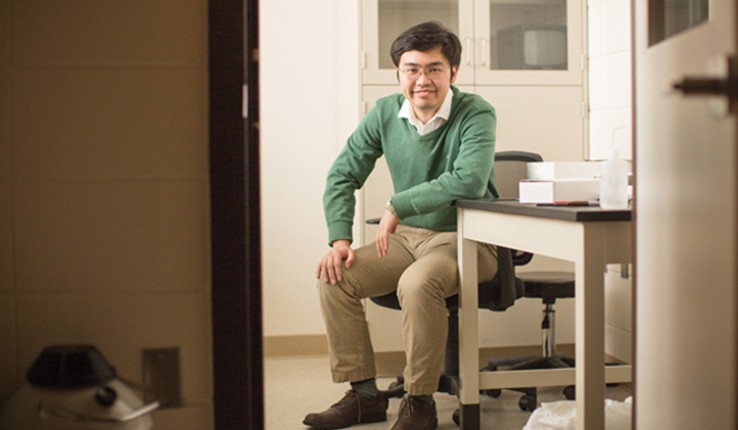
(396, 46, 458, 123)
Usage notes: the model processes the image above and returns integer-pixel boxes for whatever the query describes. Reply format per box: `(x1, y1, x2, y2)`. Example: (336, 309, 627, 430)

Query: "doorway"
(208, 0, 264, 428)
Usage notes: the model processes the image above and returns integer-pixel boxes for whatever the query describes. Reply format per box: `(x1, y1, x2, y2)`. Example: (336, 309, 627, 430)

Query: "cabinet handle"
(480, 38, 488, 67)
(465, 38, 472, 66)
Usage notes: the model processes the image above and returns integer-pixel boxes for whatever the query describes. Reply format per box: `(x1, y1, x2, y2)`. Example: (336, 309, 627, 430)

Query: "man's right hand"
(316, 239, 355, 285)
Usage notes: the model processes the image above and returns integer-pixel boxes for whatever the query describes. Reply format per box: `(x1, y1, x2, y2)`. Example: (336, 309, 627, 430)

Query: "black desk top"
(456, 199, 631, 222)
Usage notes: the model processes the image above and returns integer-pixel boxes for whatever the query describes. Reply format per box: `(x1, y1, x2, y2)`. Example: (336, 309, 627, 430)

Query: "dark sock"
(410, 394, 435, 405)
(350, 378, 379, 397)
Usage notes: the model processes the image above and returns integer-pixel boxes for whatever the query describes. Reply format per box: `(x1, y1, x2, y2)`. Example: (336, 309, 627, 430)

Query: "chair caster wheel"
(452, 408, 460, 425)
(482, 389, 502, 398)
(563, 385, 575, 400)
(389, 376, 404, 388)
(519, 393, 537, 412)
(381, 378, 406, 398)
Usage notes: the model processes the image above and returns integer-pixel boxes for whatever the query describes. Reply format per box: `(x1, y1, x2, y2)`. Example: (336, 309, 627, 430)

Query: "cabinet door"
(476, 86, 584, 161)
(473, 0, 583, 86)
(361, 0, 475, 86)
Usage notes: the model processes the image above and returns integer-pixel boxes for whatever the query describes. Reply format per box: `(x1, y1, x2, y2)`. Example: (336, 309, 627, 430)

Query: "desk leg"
(459, 404, 480, 429)
(575, 225, 606, 430)
(458, 228, 480, 430)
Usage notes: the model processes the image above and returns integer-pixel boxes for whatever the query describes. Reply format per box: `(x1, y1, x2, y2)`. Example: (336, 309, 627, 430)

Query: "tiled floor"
(264, 355, 632, 430)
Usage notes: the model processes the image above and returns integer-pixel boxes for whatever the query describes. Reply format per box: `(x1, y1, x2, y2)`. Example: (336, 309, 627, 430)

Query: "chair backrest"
(492, 150, 543, 199)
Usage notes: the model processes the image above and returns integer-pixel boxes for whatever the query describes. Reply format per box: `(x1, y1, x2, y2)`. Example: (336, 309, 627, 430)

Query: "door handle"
(673, 56, 738, 112)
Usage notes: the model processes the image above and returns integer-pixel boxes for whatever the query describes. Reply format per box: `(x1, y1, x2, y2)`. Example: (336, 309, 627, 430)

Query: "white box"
(519, 178, 599, 204)
(527, 161, 601, 180)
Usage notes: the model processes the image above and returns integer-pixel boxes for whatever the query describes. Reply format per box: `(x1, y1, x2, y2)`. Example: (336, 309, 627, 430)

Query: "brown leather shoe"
(303, 390, 388, 429)
(390, 396, 438, 430)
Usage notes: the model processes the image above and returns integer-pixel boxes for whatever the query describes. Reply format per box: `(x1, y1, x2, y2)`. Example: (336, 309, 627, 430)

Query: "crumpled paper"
(523, 396, 632, 430)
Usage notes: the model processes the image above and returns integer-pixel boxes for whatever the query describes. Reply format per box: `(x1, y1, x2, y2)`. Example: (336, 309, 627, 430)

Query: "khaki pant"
(317, 225, 498, 395)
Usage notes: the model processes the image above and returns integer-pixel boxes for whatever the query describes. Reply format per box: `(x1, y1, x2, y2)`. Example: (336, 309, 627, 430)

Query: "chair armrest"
(513, 250, 534, 266)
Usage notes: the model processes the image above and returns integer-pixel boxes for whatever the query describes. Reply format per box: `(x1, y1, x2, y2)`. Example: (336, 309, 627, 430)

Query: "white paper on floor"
(523, 396, 632, 430)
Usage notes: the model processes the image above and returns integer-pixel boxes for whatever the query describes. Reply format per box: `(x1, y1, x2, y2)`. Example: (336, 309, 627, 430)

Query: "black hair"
(390, 21, 462, 68)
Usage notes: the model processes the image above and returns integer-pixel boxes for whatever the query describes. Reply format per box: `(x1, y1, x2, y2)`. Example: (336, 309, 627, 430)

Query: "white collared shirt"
(398, 90, 454, 136)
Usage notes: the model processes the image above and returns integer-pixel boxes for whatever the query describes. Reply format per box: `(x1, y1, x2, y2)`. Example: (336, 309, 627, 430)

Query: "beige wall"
(260, 0, 361, 339)
(0, 0, 213, 428)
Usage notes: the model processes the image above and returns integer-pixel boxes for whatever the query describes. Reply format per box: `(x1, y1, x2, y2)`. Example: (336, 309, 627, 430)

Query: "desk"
(456, 200, 632, 430)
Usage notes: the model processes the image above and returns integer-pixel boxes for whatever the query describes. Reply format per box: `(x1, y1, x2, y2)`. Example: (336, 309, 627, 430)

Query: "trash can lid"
(26, 344, 117, 389)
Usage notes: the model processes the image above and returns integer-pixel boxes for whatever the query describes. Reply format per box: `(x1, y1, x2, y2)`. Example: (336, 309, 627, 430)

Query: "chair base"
(482, 354, 576, 412)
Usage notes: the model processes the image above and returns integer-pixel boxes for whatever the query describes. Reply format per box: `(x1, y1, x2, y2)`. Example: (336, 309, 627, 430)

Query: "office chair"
(366, 151, 540, 423)
(480, 151, 578, 412)
(482, 270, 577, 411)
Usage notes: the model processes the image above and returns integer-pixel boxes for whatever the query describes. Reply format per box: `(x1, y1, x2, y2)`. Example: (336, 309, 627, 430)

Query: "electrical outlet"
(142, 347, 181, 408)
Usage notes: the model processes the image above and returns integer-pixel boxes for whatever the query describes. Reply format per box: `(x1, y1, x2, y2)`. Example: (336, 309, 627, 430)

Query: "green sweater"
(323, 86, 498, 244)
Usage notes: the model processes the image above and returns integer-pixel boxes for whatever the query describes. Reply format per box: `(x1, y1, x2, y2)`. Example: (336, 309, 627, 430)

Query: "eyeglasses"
(398, 65, 450, 79)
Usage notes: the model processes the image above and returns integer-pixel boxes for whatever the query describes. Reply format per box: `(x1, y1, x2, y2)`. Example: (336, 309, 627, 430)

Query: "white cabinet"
(359, 0, 589, 243)
(361, 0, 588, 242)
(474, 0, 583, 86)
(358, 0, 588, 239)
(359, 0, 584, 353)
(362, 0, 584, 86)
(361, 0, 475, 85)
(475, 86, 585, 158)
(360, 0, 587, 161)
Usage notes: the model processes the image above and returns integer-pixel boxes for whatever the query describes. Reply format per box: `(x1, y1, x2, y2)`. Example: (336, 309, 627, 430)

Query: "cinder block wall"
(0, 1, 213, 428)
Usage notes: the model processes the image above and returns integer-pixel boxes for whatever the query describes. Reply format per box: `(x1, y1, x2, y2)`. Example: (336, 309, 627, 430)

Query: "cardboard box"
(519, 178, 599, 204)
(527, 161, 601, 180)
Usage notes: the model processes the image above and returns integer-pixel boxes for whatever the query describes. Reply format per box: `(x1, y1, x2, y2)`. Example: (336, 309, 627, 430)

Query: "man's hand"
(316, 239, 355, 285)
(375, 210, 400, 257)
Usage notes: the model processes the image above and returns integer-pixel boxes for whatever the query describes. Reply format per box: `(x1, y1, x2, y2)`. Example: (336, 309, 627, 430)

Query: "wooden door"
(635, 1, 737, 428)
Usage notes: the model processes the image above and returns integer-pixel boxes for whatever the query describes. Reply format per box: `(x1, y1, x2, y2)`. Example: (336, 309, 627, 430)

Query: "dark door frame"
(208, 0, 263, 428)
